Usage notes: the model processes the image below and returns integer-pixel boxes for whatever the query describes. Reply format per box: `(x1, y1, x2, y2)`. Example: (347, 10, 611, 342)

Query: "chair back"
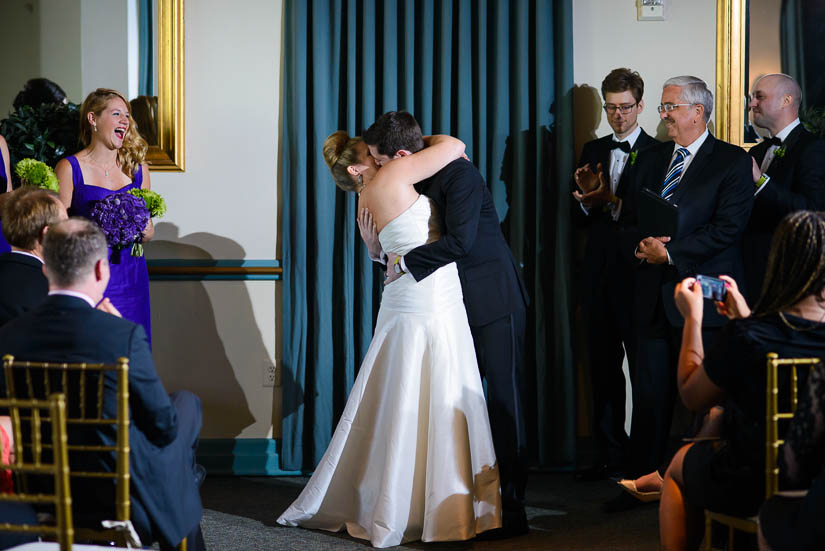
(765, 352, 821, 498)
(2, 354, 131, 544)
(0, 393, 73, 550)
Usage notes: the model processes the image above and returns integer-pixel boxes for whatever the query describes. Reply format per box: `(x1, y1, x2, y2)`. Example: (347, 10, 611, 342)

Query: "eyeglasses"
(603, 103, 637, 114)
(657, 103, 694, 113)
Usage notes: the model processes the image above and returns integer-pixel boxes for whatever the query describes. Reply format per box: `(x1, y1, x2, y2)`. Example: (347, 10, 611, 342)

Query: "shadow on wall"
(573, 84, 602, 159)
(146, 222, 262, 439)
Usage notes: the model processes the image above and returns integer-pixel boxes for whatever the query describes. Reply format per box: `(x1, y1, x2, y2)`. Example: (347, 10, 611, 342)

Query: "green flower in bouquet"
(14, 158, 60, 192)
(128, 188, 167, 218)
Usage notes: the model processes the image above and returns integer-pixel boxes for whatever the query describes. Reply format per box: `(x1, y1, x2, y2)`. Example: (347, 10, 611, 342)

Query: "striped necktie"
(661, 147, 690, 201)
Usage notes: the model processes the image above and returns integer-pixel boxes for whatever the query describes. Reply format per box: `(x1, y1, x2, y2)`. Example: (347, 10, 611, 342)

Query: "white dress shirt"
(759, 118, 800, 173)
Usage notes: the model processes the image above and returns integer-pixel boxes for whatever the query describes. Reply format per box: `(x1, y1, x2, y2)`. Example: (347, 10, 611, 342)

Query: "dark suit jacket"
(0, 252, 48, 326)
(576, 130, 659, 286)
(744, 125, 825, 300)
(628, 134, 754, 330)
(404, 158, 528, 327)
(0, 295, 201, 547)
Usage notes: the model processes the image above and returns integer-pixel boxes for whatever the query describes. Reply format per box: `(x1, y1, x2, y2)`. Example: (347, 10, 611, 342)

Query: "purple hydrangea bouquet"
(90, 193, 150, 262)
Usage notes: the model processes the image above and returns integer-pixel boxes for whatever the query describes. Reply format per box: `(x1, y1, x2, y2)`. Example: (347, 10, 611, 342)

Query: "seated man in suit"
(571, 67, 658, 481)
(608, 76, 753, 510)
(0, 218, 206, 551)
(0, 187, 67, 325)
(744, 73, 825, 301)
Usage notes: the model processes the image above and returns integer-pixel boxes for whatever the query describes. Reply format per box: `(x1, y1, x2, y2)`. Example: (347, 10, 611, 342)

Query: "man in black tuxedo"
(0, 187, 67, 325)
(363, 111, 530, 536)
(0, 219, 206, 551)
(622, 76, 753, 499)
(744, 73, 825, 302)
(571, 68, 658, 481)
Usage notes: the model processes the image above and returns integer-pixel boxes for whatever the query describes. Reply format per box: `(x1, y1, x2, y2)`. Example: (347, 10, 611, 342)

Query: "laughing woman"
(55, 89, 154, 345)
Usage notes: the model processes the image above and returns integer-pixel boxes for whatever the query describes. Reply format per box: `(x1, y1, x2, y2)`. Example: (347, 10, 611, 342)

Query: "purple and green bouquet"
(90, 193, 150, 261)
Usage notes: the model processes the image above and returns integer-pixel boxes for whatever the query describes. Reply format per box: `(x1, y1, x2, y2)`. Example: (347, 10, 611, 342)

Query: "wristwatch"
(393, 256, 406, 275)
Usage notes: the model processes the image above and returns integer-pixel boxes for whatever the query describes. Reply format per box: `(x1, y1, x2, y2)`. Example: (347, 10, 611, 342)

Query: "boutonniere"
(774, 145, 787, 158)
(629, 150, 638, 166)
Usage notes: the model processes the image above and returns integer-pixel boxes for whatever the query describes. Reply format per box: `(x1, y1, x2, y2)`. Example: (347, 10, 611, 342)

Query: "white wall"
(40, 0, 83, 103)
(0, 0, 42, 115)
(572, 0, 718, 156)
(147, 0, 283, 439)
(80, 0, 129, 97)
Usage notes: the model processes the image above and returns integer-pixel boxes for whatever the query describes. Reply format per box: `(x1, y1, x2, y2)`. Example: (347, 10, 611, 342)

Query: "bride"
(277, 131, 501, 547)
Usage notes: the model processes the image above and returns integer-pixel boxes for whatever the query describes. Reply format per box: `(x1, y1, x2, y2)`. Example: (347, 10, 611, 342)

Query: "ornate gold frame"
(145, 0, 185, 171)
(715, 0, 747, 146)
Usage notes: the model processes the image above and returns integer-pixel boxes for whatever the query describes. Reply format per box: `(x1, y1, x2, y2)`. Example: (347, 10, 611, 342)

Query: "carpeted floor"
(196, 473, 660, 550)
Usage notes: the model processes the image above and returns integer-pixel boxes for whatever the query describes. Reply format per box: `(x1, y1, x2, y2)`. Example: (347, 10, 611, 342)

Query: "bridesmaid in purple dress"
(0, 135, 13, 254)
(55, 89, 154, 346)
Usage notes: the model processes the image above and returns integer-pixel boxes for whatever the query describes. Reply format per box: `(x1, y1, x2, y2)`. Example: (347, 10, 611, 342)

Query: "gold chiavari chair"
(704, 352, 821, 550)
(2, 355, 136, 547)
(0, 393, 73, 550)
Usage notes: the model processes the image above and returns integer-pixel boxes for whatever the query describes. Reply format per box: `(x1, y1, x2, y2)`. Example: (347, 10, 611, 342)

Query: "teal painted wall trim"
(196, 438, 302, 476)
(147, 259, 282, 281)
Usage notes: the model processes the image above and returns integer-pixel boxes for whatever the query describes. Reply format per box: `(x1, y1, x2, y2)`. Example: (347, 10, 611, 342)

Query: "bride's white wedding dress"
(277, 195, 501, 547)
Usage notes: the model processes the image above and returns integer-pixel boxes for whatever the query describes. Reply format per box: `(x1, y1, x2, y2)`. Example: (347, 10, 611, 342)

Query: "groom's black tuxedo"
(575, 128, 658, 474)
(405, 158, 530, 522)
(0, 295, 204, 549)
(406, 159, 528, 326)
(744, 125, 825, 301)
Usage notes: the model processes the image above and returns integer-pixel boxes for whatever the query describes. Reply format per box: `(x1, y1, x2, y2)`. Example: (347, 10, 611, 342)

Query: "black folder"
(638, 187, 679, 238)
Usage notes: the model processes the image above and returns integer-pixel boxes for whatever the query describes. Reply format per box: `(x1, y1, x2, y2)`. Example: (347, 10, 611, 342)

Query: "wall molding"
(147, 259, 282, 281)
(196, 438, 302, 476)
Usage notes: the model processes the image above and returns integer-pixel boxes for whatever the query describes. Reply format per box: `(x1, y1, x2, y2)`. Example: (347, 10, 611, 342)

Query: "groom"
(363, 111, 530, 536)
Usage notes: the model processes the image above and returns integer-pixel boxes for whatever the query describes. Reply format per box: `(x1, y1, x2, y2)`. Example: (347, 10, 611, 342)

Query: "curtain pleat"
(281, 0, 575, 471)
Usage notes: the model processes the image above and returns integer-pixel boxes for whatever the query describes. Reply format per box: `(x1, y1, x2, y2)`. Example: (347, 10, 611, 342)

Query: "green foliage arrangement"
(128, 188, 167, 218)
(801, 106, 825, 140)
(14, 158, 60, 192)
(0, 102, 81, 186)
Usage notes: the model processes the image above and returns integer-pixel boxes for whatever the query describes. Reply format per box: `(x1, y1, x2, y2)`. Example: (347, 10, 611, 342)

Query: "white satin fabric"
(277, 196, 501, 547)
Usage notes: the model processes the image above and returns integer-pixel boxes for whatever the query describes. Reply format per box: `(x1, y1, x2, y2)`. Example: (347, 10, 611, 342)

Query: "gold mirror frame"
(715, 0, 749, 148)
(145, 0, 185, 171)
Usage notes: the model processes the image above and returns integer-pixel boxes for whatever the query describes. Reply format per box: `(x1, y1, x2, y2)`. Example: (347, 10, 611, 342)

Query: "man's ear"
(637, 99, 645, 115)
(94, 259, 105, 282)
(38, 225, 49, 244)
(394, 150, 413, 159)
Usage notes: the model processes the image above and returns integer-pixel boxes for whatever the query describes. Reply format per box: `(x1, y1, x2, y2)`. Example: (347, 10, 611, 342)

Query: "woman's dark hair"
(13, 78, 68, 110)
(754, 210, 825, 315)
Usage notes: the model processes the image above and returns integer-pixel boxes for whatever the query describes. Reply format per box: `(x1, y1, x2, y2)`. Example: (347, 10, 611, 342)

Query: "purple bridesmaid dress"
(65, 156, 152, 346)
(0, 151, 11, 254)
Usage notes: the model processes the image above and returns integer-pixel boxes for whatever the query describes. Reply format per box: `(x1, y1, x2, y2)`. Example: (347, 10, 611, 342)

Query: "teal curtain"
(138, 0, 154, 96)
(281, 0, 575, 471)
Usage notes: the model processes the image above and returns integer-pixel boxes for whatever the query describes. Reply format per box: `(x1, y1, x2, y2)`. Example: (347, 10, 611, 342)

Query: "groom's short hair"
(363, 111, 425, 156)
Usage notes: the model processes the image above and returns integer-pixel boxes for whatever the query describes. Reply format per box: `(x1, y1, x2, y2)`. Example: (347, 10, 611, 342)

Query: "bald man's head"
(749, 73, 802, 134)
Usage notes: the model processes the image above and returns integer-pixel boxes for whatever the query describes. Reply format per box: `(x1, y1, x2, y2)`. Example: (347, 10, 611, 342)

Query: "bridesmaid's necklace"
(85, 153, 119, 181)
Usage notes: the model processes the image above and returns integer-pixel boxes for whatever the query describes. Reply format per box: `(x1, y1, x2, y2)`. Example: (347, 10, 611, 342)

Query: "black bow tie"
(764, 136, 782, 147)
(609, 141, 632, 153)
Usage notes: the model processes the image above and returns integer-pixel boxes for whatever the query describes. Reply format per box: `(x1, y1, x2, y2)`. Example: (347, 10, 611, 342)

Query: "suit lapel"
(670, 134, 715, 204)
(616, 129, 654, 197)
(766, 125, 805, 177)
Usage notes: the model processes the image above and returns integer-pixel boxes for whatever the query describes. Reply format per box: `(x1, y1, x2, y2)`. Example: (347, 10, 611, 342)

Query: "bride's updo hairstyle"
(755, 210, 825, 316)
(79, 88, 148, 178)
(323, 131, 362, 192)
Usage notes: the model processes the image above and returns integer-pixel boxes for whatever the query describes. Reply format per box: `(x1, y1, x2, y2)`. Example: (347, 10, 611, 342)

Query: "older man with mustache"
(618, 76, 754, 505)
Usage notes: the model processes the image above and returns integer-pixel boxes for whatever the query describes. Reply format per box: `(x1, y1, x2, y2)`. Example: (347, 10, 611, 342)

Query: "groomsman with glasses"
(607, 76, 753, 510)
(572, 68, 658, 482)
(744, 73, 825, 302)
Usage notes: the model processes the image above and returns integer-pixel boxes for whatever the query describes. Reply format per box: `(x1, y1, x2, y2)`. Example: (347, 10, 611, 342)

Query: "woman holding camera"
(658, 210, 825, 551)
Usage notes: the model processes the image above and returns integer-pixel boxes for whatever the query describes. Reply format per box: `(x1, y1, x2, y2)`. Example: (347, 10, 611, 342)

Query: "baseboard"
(196, 438, 302, 476)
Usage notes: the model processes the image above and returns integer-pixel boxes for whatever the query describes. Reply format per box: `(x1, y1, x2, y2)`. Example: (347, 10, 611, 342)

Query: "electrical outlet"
(263, 360, 276, 387)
